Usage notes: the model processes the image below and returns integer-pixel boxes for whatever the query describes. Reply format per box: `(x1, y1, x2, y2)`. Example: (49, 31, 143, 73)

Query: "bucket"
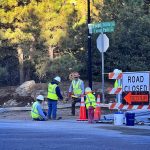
(125, 112, 135, 126)
(114, 112, 124, 125)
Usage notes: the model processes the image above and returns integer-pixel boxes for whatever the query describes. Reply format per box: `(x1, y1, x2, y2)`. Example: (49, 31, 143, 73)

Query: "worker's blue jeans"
(47, 99, 57, 119)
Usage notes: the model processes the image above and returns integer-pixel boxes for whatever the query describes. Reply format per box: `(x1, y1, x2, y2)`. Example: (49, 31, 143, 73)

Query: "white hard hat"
(36, 95, 44, 101)
(54, 76, 61, 82)
(85, 87, 92, 93)
(113, 69, 122, 73)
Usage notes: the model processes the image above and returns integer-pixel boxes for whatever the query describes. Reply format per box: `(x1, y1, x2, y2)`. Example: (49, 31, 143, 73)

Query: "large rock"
(31, 90, 47, 99)
(15, 80, 36, 96)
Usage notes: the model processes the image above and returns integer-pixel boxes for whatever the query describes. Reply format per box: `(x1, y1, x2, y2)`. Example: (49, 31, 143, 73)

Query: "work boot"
(52, 117, 62, 120)
(56, 117, 62, 120)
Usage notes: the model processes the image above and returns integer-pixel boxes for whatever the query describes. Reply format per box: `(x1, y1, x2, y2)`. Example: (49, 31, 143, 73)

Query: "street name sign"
(91, 27, 114, 34)
(88, 21, 115, 34)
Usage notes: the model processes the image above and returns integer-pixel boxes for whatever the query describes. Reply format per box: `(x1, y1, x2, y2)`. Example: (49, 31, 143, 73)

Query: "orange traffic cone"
(94, 95, 101, 121)
(77, 95, 87, 121)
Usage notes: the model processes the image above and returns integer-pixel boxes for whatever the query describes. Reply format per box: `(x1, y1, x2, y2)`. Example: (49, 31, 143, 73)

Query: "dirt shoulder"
(0, 81, 114, 107)
(0, 107, 115, 120)
(0, 81, 115, 120)
(0, 108, 79, 120)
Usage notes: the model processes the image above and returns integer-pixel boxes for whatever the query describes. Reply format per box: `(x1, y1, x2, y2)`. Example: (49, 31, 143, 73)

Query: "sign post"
(89, 21, 115, 103)
(97, 34, 109, 102)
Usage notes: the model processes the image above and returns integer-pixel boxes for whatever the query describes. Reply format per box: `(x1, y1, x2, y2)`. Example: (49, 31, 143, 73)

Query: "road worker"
(85, 87, 96, 123)
(31, 95, 48, 121)
(68, 72, 84, 116)
(113, 69, 122, 103)
(47, 76, 63, 120)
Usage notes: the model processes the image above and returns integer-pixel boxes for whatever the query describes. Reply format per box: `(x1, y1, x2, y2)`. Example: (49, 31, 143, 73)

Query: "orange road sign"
(124, 92, 149, 104)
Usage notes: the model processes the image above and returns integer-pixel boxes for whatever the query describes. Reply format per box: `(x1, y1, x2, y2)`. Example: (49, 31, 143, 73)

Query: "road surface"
(0, 119, 150, 150)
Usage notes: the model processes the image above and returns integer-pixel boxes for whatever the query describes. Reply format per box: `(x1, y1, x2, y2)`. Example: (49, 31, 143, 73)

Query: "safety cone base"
(77, 118, 88, 121)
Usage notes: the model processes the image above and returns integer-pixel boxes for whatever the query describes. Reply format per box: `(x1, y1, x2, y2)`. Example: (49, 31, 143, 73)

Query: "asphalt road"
(0, 119, 150, 150)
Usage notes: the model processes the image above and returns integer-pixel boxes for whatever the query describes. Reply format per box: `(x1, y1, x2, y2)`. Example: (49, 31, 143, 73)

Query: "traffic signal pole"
(87, 0, 92, 89)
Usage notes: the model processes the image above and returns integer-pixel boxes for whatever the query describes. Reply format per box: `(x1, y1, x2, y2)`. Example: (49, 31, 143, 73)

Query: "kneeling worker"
(31, 95, 47, 121)
(85, 87, 96, 123)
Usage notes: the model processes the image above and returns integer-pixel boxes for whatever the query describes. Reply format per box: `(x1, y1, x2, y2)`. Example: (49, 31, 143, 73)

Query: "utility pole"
(87, 0, 92, 89)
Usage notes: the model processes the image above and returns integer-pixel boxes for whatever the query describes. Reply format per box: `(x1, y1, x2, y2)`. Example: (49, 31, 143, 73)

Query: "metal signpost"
(96, 33, 109, 103)
(88, 21, 115, 103)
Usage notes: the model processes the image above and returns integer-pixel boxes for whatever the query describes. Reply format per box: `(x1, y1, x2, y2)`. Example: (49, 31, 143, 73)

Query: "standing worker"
(68, 72, 84, 116)
(31, 95, 48, 121)
(47, 76, 63, 120)
(113, 69, 122, 103)
(85, 87, 96, 123)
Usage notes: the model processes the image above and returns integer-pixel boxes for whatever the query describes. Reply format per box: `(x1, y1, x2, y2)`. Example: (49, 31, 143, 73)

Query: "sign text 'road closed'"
(122, 72, 149, 92)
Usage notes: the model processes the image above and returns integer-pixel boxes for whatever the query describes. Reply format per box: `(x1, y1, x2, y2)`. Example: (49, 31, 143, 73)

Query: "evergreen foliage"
(0, 0, 149, 85)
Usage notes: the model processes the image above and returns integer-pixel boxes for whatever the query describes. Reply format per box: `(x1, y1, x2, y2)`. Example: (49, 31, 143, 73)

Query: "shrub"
(46, 55, 84, 81)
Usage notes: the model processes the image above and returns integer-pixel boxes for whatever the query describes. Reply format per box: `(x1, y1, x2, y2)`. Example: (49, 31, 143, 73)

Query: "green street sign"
(88, 21, 115, 34)
(90, 27, 114, 34)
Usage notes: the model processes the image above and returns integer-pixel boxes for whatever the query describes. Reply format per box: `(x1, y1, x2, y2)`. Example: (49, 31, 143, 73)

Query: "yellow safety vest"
(114, 80, 122, 88)
(72, 79, 82, 95)
(47, 83, 58, 100)
(85, 93, 96, 109)
(31, 101, 41, 119)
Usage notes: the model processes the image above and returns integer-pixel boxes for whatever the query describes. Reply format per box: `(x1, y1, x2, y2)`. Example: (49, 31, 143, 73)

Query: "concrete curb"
(0, 103, 75, 112)
(0, 103, 110, 113)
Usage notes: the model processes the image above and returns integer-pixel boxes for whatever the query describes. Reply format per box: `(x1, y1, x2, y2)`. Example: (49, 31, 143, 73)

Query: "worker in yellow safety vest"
(31, 95, 48, 121)
(113, 69, 122, 103)
(47, 76, 63, 120)
(85, 87, 96, 123)
(68, 72, 84, 116)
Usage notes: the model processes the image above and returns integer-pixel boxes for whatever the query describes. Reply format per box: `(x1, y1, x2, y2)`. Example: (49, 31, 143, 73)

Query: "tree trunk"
(29, 42, 34, 60)
(25, 40, 35, 81)
(48, 46, 54, 60)
(17, 45, 24, 84)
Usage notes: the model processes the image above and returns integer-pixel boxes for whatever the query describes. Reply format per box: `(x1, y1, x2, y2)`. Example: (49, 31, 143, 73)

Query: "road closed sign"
(122, 72, 149, 92)
(122, 72, 150, 104)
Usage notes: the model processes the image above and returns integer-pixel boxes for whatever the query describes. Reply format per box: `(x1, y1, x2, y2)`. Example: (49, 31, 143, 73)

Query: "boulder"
(15, 80, 36, 96)
(31, 90, 47, 99)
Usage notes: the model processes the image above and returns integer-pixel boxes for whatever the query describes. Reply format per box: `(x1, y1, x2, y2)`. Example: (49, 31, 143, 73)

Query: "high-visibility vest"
(47, 83, 58, 100)
(114, 80, 122, 88)
(31, 101, 41, 119)
(85, 93, 96, 109)
(72, 79, 82, 95)
(114, 80, 118, 88)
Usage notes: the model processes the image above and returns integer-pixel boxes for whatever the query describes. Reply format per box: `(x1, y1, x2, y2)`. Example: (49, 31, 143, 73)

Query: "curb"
(0, 103, 76, 112)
